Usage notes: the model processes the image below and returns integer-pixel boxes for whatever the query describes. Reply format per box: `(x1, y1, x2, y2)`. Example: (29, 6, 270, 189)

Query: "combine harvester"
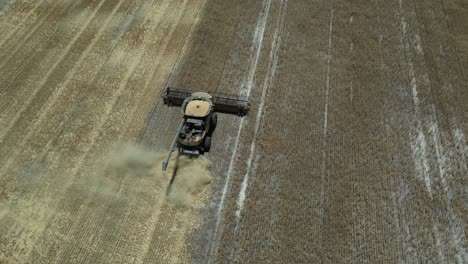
(161, 87, 250, 171)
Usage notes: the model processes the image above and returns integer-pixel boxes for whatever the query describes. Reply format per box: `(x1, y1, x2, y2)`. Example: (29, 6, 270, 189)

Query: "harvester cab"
(161, 87, 250, 171)
(178, 92, 216, 155)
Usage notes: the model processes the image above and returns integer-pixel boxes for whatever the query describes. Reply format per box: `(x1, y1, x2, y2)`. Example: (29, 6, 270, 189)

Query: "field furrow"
(0, 0, 466, 263)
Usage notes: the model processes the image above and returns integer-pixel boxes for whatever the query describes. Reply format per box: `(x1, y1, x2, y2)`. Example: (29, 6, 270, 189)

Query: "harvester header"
(163, 87, 250, 116)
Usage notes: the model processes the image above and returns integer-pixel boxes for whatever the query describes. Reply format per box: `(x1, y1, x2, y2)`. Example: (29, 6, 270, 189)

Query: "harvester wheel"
(211, 113, 217, 130)
(203, 136, 212, 152)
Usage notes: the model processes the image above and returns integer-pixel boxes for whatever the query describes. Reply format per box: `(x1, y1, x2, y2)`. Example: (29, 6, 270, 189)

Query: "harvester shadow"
(164, 153, 200, 197)
(165, 154, 180, 197)
(165, 167, 178, 197)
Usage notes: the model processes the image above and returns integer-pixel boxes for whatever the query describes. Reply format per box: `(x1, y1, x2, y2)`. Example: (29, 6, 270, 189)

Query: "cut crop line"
(400, 14, 433, 197)
(235, 0, 288, 222)
(430, 110, 468, 264)
(402, 0, 435, 198)
(397, 4, 438, 261)
(240, 0, 272, 98)
(414, 1, 468, 259)
(205, 117, 244, 264)
(453, 128, 467, 171)
(400, 1, 467, 262)
(376, 5, 408, 259)
(396, 3, 460, 262)
(319, 2, 334, 223)
(205, 0, 273, 262)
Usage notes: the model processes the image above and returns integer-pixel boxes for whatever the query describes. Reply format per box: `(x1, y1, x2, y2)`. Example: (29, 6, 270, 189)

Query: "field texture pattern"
(0, 0, 467, 263)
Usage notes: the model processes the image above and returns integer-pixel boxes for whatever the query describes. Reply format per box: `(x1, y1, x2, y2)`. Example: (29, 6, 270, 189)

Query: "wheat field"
(0, 0, 466, 263)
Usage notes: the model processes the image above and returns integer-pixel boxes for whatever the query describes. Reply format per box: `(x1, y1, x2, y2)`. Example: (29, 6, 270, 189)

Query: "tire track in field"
(229, 0, 287, 259)
(375, 1, 441, 262)
(319, 0, 334, 224)
(395, 2, 433, 262)
(188, 7, 272, 259)
(235, 0, 287, 223)
(205, 0, 273, 262)
(376, 2, 409, 261)
(414, 0, 468, 194)
(182, 11, 271, 260)
(399, 0, 467, 262)
(239, 0, 272, 98)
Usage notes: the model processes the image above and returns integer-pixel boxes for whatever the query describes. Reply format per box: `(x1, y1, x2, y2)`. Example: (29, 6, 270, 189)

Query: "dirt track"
(0, 0, 467, 263)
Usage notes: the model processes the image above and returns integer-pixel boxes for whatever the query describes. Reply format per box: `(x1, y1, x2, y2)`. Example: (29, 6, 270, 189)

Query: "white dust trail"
(399, 1, 467, 262)
(240, 0, 272, 98)
(235, 0, 288, 221)
(206, 0, 273, 262)
(319, 2, 334, 222)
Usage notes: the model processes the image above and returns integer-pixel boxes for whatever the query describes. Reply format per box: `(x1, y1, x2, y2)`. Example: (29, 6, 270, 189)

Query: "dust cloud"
(76, 144, 167, 199)
(81, 143, 213, 208)
(165, 154, 213, 208)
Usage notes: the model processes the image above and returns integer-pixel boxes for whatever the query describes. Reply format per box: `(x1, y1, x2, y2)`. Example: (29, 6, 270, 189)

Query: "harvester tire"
(203, 136, 212, 152)
(211, 113, 217, 130)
